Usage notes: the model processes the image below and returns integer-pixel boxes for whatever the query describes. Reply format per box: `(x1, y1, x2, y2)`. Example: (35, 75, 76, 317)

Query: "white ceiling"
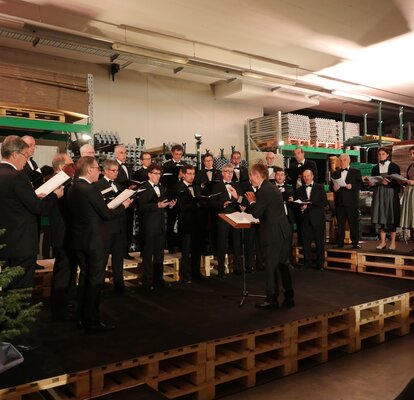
(1, 0, 414, 124)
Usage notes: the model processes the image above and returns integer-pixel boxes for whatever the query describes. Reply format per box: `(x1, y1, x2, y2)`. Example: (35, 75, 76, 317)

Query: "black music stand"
(219, 213, 266, 307)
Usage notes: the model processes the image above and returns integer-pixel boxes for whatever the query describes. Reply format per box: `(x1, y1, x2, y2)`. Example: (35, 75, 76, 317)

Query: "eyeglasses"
(150, 171, 161, 175)
(108, 169, 119, 172)
(90, 166, 100, 170)
(142, 157, 151, 161)
(18, 152, 29, 159)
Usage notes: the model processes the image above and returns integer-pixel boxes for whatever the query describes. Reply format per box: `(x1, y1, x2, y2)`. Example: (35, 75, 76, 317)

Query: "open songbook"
(364, 176, 385, 185)
(386, 174, 407, 183)
(107, 188, 146, 209)
(332, 177, 347, 187)
(228, 212, 259, 224)
(35, 170, 70, 196)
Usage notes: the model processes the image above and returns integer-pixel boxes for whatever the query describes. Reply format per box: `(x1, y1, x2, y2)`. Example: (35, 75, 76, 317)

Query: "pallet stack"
(310, 118, 338, 146)
(337, 121, 360, 144)
(357, 252, 414, 279)
(281, 113, 311, 144)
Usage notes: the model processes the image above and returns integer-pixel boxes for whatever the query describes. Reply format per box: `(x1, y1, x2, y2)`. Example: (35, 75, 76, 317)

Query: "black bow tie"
(205, 169, 213, 171)
(225, 182, 232, 186)
(153, 184, 160, 188)
(298, 163, 304, 167)
(187, 184, 193, 188)
(233, 166, 240, 170)
(340, 168, 349, 172)
(109, 180, 114, 184)
(277, 185, 284, 189)
(306, 184, 313, 188)
(379, 160, 387, 165)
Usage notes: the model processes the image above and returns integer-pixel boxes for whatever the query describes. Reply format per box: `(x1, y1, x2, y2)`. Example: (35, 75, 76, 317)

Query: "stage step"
(324, 248, 358, 272)
(357, 252, 414, 280)
(88, 383, 168, 399)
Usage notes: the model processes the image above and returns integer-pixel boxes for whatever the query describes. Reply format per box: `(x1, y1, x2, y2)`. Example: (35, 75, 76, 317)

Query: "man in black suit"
(94, 159, 128, 292)
(245, 163, 294, 309)
(265, 152, 277, 183)
(274, 167, 295, 227)
(230, 150, 249, 183)
(22, 135, 44, 189)
(330, 154, 363, 249)
(286, 147, 318, 189)
(138, 164, 176, 289)
(114, 144, 135, 259)
(286, 147, 318, 245)
(163, 144, 185, 253)
(296, 169, 328, 270)
(133, 152, 152, 182)
(210, 164, 243, 277)
(79, 143, 95, 157)
(174, 165, 203, 282)
(0, 135, 63, 289)
(194, 153, 221, 253)
(49, 153, 77, 320)
(66, 156, 132, 333)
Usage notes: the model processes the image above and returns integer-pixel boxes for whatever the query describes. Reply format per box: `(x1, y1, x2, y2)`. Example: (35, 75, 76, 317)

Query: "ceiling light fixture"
(112, 43, 189, 65)
(331, 90, 372, 102)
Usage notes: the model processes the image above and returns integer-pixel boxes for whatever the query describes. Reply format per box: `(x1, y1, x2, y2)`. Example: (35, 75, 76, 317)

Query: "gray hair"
(1, 135, 28, 158)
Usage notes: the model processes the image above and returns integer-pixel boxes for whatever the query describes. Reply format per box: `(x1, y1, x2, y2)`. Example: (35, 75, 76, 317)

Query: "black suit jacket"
(94, 178, 126, 235)
(231, 165, 249, 183)
(66, 178, 125, 252)
(296, 182, 328, 227)
(330, 168, 363, 208)
(115, 160, 133, 188)
(0, 163, 57, 258)
(49, 183, 72, 249)
(173, 181, 202, 234)
(249, 180, 292, 246)
(275, 183, 295, 225)
(210, 180, 242, 214)
(138, 181, 168, 236)
(194, 168, 221, 195)
(286, 159, 318, 187)
(23, 158, 44, 189)
(133, 167, 149, 183)
(162, 159, 186, 188)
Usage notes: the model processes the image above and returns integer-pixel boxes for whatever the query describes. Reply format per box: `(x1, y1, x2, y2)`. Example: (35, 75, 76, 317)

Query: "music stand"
(218, 213, 266, 307)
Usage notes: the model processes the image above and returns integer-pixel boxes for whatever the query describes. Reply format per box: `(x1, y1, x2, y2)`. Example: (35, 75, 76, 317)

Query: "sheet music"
(227, 211, 260, 224)
(332, 177, 347, 187)
(107, 189, 136, 209)
(35, 171, 70, 196)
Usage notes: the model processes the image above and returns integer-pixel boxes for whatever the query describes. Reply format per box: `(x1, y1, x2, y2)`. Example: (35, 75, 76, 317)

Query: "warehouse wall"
(0, 47, 262, 156)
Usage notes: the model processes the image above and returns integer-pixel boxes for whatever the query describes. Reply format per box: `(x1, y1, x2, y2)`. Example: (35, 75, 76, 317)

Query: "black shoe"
(333, 245, 344, 249)
(282, 298, 295, 308)
(255, 301, 279, 310)
(124, 254, 135, 260)
(84, 322, 115, 334)
(35, 263, 45, 270)
(352, 244, 361, 249)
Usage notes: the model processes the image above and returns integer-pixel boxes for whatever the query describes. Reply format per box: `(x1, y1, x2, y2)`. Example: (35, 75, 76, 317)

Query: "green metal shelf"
(281, 144, 360, 160)
(0, 116, 91, 134)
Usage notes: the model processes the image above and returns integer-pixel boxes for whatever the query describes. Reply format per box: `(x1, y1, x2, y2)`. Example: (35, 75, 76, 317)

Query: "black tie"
(225, 182, 232, 186)
(341, 168, 349, 172)
(188, 185, 192, 188)
(233, 167, 240, 170)
(298, 163, 303, 167)
(306, 184, 312, 188)
(109, 180, 113, 184)
(277, 185, 284, 189)
(379, 160, 386, 165)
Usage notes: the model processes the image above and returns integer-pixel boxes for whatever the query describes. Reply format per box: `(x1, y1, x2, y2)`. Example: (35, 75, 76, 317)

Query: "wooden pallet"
(324, 248, 358, 272)
(0, 106, 65, 122)
(357, 253, 414, 280)
(310, 141, 341, 149)
(352, 293, 410, 351)
(33, 259, 55, 298)
(0, 371, 89, 400)
(200, 254, 231, 276)
(286, 138, 311, 146)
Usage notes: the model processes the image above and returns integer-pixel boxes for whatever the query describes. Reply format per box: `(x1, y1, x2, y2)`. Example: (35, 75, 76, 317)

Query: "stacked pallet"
(353, 294, 410, 350)
(310, 118, 338, 145)
(357, 252, 414, 279)
(248, 115, 280, 149)
(281, 113, 311, 144)
(337, 121, 360, 143)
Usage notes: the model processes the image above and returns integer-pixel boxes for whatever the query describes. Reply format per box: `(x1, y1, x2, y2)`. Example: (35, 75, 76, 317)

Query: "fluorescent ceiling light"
(112, 43, 188, 65)
(242, 71, 295, 86)
(331, 90, 372, 102)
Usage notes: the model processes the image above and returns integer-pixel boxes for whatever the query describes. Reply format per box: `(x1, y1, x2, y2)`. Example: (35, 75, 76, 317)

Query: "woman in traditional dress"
(400, 146, 414, 249)
(370, 147, 401, 250)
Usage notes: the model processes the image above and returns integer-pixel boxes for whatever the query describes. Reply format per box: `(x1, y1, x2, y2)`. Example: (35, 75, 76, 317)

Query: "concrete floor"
(223, 333, 414, 400)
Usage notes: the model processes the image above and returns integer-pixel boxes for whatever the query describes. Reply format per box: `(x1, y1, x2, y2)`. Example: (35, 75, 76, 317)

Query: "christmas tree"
(0, 229, 42, 342)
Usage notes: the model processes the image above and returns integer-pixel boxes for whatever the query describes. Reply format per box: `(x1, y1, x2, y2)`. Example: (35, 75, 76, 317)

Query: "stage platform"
(1, 268, 414, 399)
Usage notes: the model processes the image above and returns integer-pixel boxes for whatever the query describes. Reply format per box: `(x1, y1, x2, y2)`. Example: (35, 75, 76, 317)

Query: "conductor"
(245, 163, 294, 309)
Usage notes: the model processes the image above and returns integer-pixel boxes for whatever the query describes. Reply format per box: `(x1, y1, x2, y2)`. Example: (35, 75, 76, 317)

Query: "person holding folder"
(330, 154, 363, 249)
(245, 163, 294, 310)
